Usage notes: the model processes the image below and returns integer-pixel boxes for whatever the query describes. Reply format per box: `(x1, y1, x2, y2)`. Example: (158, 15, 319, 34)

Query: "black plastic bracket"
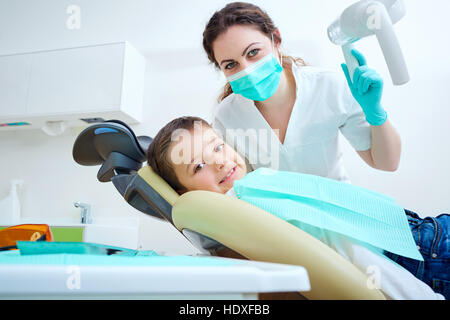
(97, 152, 142, 182)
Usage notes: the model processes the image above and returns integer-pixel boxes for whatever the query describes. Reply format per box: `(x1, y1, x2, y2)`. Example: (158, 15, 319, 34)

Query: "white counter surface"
(0, 255, 310, 300)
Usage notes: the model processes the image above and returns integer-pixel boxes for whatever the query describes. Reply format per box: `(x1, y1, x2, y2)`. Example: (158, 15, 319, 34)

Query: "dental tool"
(327, 0, 409, 85)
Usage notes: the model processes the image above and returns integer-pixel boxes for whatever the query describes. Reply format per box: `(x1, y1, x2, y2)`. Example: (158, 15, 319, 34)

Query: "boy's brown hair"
(146, 116, 211, 193)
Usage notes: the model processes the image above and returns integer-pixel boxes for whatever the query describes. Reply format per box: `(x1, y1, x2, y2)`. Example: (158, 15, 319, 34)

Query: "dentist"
(203, 2, 401, 183)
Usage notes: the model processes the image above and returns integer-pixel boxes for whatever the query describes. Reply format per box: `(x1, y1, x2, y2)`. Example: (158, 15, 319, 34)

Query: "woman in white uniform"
(202, 2, 402, 182)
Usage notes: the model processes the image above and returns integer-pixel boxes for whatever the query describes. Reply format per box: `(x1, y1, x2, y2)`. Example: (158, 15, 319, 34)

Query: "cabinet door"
(50, 227, 83, 242)
(0, 54, 32, 118)
(27, 43, 125, 115)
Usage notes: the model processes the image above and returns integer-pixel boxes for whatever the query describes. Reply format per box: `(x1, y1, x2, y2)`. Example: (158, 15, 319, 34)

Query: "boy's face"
(168, 124, 247, 194)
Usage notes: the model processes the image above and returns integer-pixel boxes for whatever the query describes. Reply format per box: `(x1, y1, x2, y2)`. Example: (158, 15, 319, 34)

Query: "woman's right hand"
(341, 49, 387, 126)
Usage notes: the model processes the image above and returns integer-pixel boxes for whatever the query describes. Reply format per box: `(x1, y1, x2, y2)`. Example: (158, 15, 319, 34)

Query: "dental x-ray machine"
(328, 0, 409, 85)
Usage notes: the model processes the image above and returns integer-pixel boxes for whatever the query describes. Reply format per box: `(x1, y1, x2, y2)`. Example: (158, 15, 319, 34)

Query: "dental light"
(327, 0, 409, 85)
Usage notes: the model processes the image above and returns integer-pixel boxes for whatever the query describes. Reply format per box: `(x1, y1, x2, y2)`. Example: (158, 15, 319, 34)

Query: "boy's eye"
(248, 48, 259, 57)
(194, 163, 204, 173)
(225, 61, 236, 70)
(215, 143, 224, 152)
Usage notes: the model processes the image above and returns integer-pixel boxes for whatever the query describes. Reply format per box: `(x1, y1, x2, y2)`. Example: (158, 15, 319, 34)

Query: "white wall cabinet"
(0, 42, 146, 132)
(0, 54, 32, 117)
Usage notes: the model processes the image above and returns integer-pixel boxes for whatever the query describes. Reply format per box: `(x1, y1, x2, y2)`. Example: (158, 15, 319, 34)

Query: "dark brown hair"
(202, 2, 306, 102)
(146, 116, 211, 194)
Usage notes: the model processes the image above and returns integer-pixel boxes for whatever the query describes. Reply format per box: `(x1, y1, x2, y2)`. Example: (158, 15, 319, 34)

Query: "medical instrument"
(327, 0, 409, 86)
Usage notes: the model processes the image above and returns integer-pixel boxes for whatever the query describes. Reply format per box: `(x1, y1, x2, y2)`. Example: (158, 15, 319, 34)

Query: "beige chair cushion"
(138, 166, 179, 206)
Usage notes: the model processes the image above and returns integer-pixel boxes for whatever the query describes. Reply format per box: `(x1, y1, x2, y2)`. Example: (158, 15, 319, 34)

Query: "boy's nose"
(207, 151, 225, 170)
(214, 160, 225, 170)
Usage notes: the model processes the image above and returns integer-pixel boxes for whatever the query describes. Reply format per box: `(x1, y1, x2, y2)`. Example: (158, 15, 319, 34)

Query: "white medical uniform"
(212, 65, 372, 183)
(226, 188, 445, 300)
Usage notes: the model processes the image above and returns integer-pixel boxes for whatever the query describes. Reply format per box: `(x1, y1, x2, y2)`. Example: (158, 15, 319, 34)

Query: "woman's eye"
(194, 163, 204, 173)
(225, 62, 236, 70)
(248, 48, 259, 57)
(215, 143, 224, 152)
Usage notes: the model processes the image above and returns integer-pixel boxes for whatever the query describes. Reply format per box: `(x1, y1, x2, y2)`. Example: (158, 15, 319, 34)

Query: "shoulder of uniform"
(295, 65, 340, 79)
(295, 65, 348, 91)
(212, 93, 239, 119)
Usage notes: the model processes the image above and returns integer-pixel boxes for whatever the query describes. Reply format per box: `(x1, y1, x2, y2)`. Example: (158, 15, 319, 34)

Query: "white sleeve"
(338, 85, 372, 152)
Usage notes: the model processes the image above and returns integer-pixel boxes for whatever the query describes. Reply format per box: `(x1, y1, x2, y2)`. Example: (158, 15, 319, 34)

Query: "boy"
(146, 116, 448, 300)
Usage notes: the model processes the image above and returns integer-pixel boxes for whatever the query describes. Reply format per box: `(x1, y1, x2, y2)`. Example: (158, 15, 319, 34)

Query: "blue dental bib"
(233, 168, 423, 261)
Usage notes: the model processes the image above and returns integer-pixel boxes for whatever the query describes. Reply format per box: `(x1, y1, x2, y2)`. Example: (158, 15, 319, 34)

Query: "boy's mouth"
(219, 166, 237, 184)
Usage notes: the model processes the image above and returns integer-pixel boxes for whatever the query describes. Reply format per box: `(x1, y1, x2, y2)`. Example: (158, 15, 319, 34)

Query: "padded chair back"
(138, 166, 179, 207)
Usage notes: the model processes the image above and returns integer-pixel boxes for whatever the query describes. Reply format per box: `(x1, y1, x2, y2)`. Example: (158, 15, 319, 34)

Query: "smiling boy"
(147, 116, 247, 195)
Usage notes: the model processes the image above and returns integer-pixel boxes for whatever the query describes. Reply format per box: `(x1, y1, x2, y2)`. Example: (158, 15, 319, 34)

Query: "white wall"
(0, 0, 449, 255)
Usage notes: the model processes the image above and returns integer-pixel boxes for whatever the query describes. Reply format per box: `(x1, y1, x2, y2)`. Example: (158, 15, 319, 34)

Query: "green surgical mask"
(227, 52, 283, 101)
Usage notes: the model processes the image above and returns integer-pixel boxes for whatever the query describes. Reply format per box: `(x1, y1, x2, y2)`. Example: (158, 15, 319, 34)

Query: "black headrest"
(73, 120, 152, 166)
(72, 119, 226, 252)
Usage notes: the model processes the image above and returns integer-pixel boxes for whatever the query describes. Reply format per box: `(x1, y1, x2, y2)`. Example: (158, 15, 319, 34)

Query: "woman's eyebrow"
(219, 42, 261, 66)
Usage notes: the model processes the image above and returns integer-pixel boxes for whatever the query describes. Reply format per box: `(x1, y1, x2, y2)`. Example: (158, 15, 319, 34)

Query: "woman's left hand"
(341, 49, 387, 126)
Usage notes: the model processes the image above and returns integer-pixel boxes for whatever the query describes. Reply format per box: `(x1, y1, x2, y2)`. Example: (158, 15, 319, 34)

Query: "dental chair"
(72, 120, 386, 300)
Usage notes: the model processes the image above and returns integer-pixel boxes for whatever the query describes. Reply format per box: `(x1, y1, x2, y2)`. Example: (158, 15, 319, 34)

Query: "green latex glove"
(341, 49, 387, 126)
